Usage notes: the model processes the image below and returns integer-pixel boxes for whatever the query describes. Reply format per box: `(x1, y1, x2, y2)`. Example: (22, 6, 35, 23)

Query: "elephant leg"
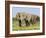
(19, 20, 21, 27)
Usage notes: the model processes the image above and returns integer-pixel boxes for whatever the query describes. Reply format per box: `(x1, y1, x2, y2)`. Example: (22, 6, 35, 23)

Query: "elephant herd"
(15, 13, 40, 27)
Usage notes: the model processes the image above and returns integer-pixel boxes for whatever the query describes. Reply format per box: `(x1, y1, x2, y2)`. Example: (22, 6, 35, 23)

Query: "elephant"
(30, 15, 40, 24)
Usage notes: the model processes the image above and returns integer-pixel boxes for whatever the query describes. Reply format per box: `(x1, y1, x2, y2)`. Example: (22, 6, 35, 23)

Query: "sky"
(12, 7, 40, 17)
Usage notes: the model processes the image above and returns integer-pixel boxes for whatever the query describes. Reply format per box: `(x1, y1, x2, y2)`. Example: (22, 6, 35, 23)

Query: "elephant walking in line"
(15, 13, 40, 27)
(16, 13, 22, 27)
(24, 16, 30, 26)
(31, 15, 40, 24)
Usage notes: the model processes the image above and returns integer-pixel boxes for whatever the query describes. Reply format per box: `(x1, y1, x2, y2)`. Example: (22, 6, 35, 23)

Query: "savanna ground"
(12, 19, 40, 31)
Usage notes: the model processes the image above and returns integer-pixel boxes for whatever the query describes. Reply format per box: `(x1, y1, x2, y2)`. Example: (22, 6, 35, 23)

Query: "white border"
(10, 4, 43, 34)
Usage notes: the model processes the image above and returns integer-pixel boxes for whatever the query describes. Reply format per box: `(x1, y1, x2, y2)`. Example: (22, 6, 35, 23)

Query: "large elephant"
(30, 15, 40, 24)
